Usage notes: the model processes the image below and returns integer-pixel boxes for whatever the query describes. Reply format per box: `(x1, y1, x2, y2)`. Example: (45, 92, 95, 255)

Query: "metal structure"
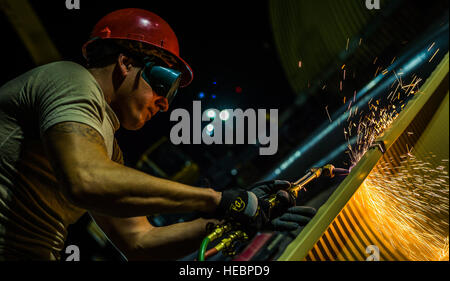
(278, 52, 449, 261)
(198, 164, 345, 261)
(0, 0, 61, 64)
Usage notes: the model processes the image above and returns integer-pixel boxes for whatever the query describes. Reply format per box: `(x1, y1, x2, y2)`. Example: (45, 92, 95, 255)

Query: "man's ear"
(117, 53, 135, 77)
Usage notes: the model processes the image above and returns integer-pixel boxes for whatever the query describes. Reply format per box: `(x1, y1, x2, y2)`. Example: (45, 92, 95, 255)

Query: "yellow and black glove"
(216, 188, 271, 234)
(250, 180, 316, 231)
(250, 180, 296, 218)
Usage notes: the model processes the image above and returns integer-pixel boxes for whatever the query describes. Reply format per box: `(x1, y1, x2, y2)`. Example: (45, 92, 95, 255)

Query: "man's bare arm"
(91, 214, 217, 260)
(43, 121, 221, 217)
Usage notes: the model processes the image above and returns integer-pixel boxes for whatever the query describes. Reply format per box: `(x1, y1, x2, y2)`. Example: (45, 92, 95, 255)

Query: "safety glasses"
(141, 59, 182, 106)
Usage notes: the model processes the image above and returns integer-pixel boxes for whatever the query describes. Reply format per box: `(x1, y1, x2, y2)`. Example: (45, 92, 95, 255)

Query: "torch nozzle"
(320, 164, 349, 178)
(333, 167, 350, 176)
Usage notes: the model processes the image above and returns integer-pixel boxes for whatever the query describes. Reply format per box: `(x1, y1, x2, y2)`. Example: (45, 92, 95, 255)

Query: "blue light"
(198, 92, 205, 99)
(403, 51, 427, 73)
(213, 81, 217, 85)
(212, 94, 217, 99)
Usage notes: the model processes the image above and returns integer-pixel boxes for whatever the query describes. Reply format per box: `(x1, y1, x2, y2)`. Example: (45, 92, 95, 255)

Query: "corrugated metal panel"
(279, 53, 449, 261)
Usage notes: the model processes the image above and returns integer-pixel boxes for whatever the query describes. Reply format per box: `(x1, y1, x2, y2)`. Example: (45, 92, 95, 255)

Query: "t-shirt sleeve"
(111, 138, 124, 165)
(34, 63, 106, 140)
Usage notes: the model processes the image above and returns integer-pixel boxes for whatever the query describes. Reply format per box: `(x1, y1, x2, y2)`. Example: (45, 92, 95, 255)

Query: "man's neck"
(88, 66, 115, 104)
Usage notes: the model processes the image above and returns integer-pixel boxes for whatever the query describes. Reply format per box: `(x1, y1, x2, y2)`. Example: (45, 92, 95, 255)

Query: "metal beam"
(0, 0, 61, 65)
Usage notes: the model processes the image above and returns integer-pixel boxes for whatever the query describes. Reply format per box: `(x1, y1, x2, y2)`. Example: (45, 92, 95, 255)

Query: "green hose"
(198, 237, 210, 261)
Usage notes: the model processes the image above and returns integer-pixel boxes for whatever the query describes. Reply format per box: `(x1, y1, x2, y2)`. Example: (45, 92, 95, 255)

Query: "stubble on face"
(111, 69, 156, 130)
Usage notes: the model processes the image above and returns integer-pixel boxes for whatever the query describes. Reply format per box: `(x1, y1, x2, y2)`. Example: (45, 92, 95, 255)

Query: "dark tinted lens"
(141, 62, 182, 104)
(153, 84, 167, 97)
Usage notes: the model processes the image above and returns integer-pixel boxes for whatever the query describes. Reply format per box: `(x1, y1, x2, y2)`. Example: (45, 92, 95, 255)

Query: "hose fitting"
(207, 223, 233, 241)
(214, 230, 249, 256)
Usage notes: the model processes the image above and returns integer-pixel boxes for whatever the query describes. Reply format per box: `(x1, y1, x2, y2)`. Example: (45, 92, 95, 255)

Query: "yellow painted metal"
(278, 53, 449, 261)
(278, 148, 382, 260)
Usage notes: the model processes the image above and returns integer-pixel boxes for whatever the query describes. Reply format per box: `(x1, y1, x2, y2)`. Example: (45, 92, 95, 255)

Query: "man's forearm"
(126, 218, 215, 261)
(44, 121, 221, 219)
(73, 160, 221, 217)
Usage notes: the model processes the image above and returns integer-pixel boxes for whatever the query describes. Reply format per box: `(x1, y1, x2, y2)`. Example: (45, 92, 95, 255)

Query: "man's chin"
(123, 120, 146, 131)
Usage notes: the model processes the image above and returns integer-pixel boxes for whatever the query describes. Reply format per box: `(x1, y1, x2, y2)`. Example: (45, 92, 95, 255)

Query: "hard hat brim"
(83, 38, 193, 87)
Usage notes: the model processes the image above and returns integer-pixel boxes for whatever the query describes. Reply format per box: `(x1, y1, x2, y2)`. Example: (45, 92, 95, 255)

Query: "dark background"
(0, 0, 448, 260)
(6, 1, 297, 187)
(2, 0, 448, 188)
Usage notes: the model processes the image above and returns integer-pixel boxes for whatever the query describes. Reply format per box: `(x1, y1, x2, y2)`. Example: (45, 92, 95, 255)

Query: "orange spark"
(429, 48, 440, 62)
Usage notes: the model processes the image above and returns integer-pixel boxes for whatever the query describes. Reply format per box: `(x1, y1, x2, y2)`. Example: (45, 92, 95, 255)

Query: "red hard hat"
(82, 8, 193, 87)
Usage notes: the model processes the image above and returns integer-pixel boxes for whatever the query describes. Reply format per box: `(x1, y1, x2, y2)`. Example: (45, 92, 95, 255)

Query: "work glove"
(250, 180, 291, 198)
(250, 180, 296, 217)
(269, 206, 317, 231)
(215, 188, 271, 234)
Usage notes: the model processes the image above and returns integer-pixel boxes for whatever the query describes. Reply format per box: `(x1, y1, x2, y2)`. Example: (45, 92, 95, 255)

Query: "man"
(0, 8, 315, 260)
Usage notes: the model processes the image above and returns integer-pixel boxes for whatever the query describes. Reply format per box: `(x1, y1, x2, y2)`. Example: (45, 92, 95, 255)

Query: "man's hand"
(250, 180, 291, 198)
(214, 189, 271, 234)
(251, 180, 296, 217)
(269, 206, 316, 231)
(211, 180, 299, 232)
